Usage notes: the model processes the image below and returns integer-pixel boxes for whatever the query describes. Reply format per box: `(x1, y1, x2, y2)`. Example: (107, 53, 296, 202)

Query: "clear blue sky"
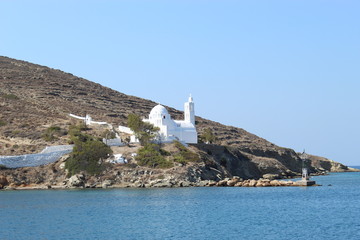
(1, 1, 359, 165)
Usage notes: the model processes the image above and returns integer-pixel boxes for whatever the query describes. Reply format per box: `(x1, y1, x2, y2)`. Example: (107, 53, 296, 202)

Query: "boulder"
(198, 180, 209, 187)
(249, 180, 257, 187)
(59, 163, 66, 169)
(255, 179, 270, 187)
(262, 181, 271, 187)
(67, 174, 85, 187)
(102, 180, 113, 189)
(208, 181, 217, 187)
(133, 182, 145, 188)
(152, 179, 173, 188)
(255, 181, 264, 187)
(85, 183, 97, 188)
(234, 182, 243, 187)
(278, 180, 294, 186)
(0, 176, 9, 188)
(270, 180, 281, 186)
(180, 181, 191, 187)
(232, 176, 241, 180)
(262, 174, 279, 180)
(286, 181, 295, 186)
(227, 178, 239, 186)
(217, 180, 228, 187)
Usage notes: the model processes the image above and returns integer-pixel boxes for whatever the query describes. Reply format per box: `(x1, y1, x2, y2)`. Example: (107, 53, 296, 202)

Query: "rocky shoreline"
(1, 174, 321, 191)
(1, 155, 357, 191)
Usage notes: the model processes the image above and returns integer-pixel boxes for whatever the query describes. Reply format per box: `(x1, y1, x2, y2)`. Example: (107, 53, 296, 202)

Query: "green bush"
(159, 148, 171, 156)
(135, 141, 200, 168)
(102, 129, 117, 139)
(65, 129, 112, 176)
(200, 128, 216, 144)
(42, 125, 65, 142)
(173, 155, 187, 165)
(173, 140, 187, 151)
(172, 141, 200, 164)
(127, 113, 159, 145)
(68, 124, 89, 143)
(136, 143, 172, 168)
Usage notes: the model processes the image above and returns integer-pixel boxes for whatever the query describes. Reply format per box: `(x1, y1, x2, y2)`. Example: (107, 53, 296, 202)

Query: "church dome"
(149, 104, 169, 119)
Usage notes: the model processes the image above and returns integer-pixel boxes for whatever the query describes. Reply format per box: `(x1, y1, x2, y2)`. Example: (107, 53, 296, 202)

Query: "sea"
(1, 169, 360, 240)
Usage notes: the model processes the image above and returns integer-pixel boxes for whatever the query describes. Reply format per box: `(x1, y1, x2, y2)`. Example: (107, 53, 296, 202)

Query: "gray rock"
(217, 180, 228, 186)
(102, 180, 113, 188)
(262, 174, 279, 180)
(208, 180, 217, 187)
(67, 174, 85, 187)
(180, 181, 191, 187)
(152, 179, 173, 188)
(227, 178, 239, 186)
(249, 180, 257, 187)
(198, 180, 209, 187)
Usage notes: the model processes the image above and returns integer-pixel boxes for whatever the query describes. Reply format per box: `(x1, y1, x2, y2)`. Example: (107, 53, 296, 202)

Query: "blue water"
(1, 172, 360, 240)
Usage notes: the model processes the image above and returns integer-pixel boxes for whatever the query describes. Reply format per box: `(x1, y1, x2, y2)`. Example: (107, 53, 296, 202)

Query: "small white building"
(119, 96, 198, 144)
(69, 114, 108, 126)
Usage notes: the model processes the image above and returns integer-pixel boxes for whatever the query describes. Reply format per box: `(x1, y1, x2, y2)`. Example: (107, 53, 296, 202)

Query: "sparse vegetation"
(101, 129, 117, 139)
(136, 143, 172, 168)
(127, 113, 159, 145)
(11, 130, 20, 135)
(135, 141, 200, 168)
(1, 93, 19, 100)
(172, 141, 200, 164)
(65, 125, 112, 176)
(42, 125, 66, 142)
(0, 120, 6, 127)
(200, 128, 217, 144)
(68, 124, 89, 143)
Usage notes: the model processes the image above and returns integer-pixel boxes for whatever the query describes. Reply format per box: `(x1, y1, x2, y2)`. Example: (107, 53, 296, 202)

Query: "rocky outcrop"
(307, 154, 358, 172)
(262, 173, 280, 180)
(213, 177, 312, 187)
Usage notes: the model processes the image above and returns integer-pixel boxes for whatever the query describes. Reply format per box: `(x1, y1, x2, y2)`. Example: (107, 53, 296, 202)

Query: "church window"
(163, 116, 166, 119)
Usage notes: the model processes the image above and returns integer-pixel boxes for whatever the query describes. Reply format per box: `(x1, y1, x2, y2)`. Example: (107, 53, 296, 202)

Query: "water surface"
(1, 173, 360, 240)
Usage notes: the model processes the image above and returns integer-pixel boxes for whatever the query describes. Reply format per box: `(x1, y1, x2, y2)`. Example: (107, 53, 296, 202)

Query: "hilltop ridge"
(0, 56, 274, 154)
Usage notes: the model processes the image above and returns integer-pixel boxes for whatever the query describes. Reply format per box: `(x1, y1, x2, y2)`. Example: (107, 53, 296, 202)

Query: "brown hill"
(0, 56, 354, 184)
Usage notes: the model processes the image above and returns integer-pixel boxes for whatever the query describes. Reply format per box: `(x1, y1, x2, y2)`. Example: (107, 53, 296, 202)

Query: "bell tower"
(184, 95, 195, 125)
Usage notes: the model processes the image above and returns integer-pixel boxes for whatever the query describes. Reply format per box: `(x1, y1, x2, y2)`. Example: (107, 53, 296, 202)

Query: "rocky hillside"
(0, 56, 355, 185)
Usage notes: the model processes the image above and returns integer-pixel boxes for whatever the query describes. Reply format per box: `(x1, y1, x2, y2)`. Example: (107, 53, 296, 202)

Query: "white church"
(119, 95, 198, 144)
(69, 95, 198, 145)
